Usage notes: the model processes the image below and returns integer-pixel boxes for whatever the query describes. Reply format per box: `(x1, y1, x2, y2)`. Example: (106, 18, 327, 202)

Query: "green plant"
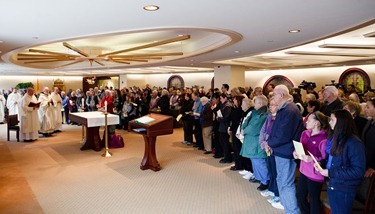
(15, 82, 34, 89)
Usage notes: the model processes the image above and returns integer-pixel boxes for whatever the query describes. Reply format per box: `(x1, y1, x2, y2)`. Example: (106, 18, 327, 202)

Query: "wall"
(0, 76, 82, 93)
(245, 64, 375, 91)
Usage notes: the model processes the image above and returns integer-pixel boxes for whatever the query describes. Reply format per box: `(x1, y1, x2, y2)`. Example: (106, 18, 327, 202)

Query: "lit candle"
(81, 98, 84, 107)
(104, 101, 107, 112)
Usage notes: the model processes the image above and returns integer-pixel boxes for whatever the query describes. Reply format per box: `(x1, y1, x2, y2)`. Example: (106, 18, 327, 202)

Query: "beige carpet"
(1, 124, 283, 214)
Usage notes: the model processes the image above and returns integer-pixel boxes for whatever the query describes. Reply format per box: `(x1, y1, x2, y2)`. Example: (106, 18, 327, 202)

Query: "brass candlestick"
(102, 111, 112, 157)
(81, 125, 85, 143)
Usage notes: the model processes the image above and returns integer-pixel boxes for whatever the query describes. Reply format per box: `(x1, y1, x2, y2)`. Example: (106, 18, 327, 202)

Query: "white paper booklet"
(293, 140, 306, 156)
(307, 151, 323, 171)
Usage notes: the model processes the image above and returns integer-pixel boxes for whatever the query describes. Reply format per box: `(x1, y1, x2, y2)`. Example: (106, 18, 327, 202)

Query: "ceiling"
(0, 0, 375, 76)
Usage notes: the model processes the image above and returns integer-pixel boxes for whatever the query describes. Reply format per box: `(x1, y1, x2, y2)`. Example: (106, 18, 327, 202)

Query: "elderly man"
(20, 88, 40, 142)
(321, 85, 343, 116)
(50, 87, 63, 132)
(38, 87, 55, 136)
(6, 88, 22, 119)
(267, 84, 304, 212)
(149, 90, 160, 112)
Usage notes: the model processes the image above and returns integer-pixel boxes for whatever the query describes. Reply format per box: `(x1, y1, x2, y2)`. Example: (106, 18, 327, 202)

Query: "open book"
(28, 102, 41, 107)
(134, 116, 155, 124)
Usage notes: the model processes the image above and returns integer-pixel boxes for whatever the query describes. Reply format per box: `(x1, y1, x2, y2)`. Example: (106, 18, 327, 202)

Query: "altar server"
(6, 88, 22, 119)
(0, 91, 5, 123)
(20, 88, 39, 142)
(50, 87, 63, 132)
(38, 87, 55, 136)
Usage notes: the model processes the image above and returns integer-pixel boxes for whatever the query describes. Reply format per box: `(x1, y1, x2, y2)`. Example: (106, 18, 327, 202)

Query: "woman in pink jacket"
(293, 111, 329, 214)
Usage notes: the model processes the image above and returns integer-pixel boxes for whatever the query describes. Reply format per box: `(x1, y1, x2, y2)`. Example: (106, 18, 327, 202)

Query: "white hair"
(254, 95, 268, 106)
(324, 86, 338, 97)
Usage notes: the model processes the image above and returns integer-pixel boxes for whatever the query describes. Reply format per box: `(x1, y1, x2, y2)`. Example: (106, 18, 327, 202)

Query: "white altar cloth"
(70, 112, 119, 127)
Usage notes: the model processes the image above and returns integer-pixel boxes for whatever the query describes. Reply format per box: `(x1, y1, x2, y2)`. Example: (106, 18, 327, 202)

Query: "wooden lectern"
(129, 114, 174, 171)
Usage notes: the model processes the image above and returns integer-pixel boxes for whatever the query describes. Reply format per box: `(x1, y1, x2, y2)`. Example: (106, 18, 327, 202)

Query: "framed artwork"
(211, 77, 214, 89)
(263, 75, 294, 95)
(339, 67, 371, 93)
(167, 75, 184, 89)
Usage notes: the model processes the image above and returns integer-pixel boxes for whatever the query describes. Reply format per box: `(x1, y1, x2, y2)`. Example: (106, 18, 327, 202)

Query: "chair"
(7, 114, 20, 142)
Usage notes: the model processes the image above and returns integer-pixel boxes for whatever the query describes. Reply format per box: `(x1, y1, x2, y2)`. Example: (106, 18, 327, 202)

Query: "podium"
(69, 112, 119, 151)
(129, 114, 174, 171)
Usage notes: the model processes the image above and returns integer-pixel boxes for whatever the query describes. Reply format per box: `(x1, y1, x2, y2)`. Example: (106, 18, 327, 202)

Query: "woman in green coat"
(240, 95, 270, 191)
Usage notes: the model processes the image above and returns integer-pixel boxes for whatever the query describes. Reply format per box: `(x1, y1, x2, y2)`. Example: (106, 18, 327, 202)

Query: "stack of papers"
(134, 116, 155, 124)
(293, 140, 306, 156)
(132, 128, 147, 133)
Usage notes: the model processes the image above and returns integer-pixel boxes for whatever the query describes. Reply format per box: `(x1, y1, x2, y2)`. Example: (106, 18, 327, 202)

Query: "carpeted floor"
(0, 123, 283, 214)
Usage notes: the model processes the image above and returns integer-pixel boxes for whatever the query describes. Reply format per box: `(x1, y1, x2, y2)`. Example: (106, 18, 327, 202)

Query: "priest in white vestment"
(38, 87, 55, 136)
(6, 88, 22, 119)
(0, 92, 5, 123)
(50, 87, 63, 132)
(20, 88, 40, 142)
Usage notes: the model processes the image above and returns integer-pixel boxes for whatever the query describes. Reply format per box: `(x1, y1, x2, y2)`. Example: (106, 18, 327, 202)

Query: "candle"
(81, 98, 84, 107)
(104, 100, 107, 112)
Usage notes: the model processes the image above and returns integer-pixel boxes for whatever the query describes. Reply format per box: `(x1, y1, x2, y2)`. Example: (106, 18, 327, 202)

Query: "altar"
(69, 112, 119, 151)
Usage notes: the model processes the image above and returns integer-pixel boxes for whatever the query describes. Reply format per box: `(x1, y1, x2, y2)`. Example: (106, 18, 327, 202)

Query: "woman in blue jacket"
(316, 109, 366, 214)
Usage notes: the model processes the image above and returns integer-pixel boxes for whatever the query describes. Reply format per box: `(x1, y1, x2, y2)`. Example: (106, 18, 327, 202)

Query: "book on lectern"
(134, 116, 155, 124)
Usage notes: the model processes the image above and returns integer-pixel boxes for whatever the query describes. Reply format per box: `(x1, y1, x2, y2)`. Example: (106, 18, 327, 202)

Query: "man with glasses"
(267, 84, 304, 213)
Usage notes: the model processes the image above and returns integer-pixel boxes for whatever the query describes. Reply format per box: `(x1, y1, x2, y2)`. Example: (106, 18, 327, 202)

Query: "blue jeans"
(251, 158, 270, 185)
(327, 188, 356, 214)
(275, 156, 299, 214)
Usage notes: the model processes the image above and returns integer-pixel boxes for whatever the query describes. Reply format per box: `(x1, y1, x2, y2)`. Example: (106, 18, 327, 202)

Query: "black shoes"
(230, 166, 243, 171)
(257, 184, 269, 191)
(203, 151, 212, 154)
(219, 159, 232, 164)
(249, 177, 260, 183)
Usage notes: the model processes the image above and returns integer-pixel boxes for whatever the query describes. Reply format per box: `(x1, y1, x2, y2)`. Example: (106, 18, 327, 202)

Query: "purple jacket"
(299, 129, 327, 182)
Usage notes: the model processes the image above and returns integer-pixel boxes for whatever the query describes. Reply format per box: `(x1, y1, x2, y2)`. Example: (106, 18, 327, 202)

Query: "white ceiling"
(0, 0, 375, 76)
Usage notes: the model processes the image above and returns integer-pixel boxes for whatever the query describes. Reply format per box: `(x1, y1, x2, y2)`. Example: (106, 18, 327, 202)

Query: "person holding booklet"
(293, 111, 329, 214)
(315, 109, 366, 214)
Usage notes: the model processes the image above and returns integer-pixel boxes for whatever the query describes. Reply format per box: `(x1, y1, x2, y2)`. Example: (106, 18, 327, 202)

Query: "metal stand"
(80, 125, 85, 143)
(102, 112, 112, 157)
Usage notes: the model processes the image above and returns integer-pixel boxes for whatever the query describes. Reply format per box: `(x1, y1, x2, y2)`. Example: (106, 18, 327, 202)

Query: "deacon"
(6, 88, 22, 119)
(20, 88, 39, 142)
(38, 87, 55, 136)
(50, 87, 63, 132)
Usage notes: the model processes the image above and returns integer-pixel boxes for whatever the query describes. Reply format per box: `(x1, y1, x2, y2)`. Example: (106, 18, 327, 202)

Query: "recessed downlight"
(143, 5, 159, 11)
(288, 29, 300, 33)
(234, 50, 240, 53)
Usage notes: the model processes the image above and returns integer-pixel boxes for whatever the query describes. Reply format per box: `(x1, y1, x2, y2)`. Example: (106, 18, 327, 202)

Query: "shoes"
(193, 144, 199, 147)
(186, 142, 193, 146)
(197, 147, 204, 150)
(242, 173, 254, 180)
(267, 196, 280, 204)
(239, 170, 250, 175)
(230, 166, 243, 171)
(219, 159, 232, 164)
(182, 141, 187, 144)
(260, 190, 275, 197)
(203, 151, 212, 154)
(257, 183, 269, 191)
(249, 177, 260, 183)
(213, 155, 223, 159)
(23, 139, 33, 142)
(271, 202, 284, 210)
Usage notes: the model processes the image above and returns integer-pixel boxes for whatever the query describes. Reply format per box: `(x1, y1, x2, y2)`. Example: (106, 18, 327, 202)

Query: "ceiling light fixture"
(143, 5, 159, 11)
(234, 50, 240, 53)
(288, 29, 300, 33)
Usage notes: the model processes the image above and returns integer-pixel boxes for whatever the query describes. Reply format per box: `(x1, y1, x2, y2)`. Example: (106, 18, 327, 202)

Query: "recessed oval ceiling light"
(234, 50, 240, 53)
(288, 29, 301, 33)
(0, 41, 3, 43)
(143, 5, 159, 11)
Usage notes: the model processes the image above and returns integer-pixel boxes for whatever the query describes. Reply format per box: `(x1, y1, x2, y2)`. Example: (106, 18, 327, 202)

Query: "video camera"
(298, 80, 316, 90)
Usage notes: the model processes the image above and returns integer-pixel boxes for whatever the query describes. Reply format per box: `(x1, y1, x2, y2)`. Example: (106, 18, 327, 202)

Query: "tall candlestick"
(81, 98, 84, 107)
(104, 100, 107, 112)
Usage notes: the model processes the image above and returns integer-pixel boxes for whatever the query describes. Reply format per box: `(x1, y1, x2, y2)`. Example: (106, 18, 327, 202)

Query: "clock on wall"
(167, 75, 185, 89)
(339, 67, 371, 93)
